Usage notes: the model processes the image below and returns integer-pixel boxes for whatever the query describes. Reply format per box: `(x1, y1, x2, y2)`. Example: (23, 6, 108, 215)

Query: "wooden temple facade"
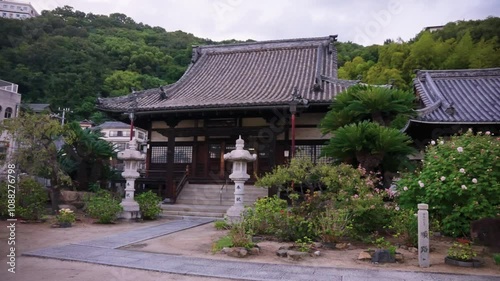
(97, 35, 359, 201)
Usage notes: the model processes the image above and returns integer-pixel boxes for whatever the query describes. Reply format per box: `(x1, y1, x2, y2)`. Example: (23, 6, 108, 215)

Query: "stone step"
(177, 193, 265, 201)
(161, 210, 225, 218)
(175, 198, 239, 206)
(178, 191, 266, 199)
(161, 204, 229, 213)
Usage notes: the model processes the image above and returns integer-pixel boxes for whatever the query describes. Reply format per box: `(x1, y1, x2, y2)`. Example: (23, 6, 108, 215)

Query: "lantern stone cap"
(224, 136, 257, 162)
(117, 138, 146, 161)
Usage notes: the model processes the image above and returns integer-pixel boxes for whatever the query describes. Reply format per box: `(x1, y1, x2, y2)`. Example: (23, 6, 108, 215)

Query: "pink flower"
(440, 176, 446, 181)
(472, 178, 478, 184)
(485, 131, 491, 135)
(457, 147, 464, 153)
(459, 168, 466, 173)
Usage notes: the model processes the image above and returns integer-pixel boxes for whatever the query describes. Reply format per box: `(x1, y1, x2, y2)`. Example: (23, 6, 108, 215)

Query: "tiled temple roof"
(413, 68, 500, 124)
(97, 36, 359, 113)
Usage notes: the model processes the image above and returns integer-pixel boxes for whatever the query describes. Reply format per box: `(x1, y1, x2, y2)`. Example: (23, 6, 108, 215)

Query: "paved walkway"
(23, 218, 500, 281)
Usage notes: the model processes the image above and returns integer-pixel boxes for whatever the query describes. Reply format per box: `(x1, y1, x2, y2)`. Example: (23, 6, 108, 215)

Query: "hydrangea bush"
(397, 130, 500, 237)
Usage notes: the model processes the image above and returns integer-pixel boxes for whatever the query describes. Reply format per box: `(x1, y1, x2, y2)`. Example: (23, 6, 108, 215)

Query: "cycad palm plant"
(323, 121, 415, 172)
(61, 122, 116, 190)
(320, 84, 415, 132)
(320, 85, 416, 176)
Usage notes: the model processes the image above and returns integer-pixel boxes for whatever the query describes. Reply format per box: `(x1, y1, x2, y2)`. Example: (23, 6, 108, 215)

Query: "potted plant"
(56, 208, 76, 227)
(445, 241, 482, 267)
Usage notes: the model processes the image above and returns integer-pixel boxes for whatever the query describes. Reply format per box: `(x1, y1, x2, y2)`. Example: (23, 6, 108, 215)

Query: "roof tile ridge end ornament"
(196, 35, 336, 54)
(416, 100, 442, 117)
(423, 72, 452, 110)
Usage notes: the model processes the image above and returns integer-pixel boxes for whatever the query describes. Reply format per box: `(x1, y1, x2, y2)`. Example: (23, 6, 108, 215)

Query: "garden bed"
(122, 223, 500, 277)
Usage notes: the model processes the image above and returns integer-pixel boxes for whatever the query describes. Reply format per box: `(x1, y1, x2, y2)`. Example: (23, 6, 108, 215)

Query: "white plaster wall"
(152, 121, 168, 129)
(151, 131, 168, 141)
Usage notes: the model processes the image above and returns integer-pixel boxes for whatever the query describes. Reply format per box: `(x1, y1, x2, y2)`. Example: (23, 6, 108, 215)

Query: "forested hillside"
(0, 6, 498, 121)
(0, 6, 241, 121)
(337, 17, 500, 89)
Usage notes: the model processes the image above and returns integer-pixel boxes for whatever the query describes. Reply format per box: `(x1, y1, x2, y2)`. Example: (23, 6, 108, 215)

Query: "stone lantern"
(117, 138, 145, 219)
(223, 136, 257, 221)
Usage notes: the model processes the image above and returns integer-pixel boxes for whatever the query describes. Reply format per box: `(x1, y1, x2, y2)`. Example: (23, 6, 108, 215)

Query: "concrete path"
(23, 218, 500, 281)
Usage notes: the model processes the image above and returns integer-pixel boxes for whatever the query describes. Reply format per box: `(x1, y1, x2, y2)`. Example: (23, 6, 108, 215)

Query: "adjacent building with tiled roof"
(98, 35, 360, 203)
(406, 68, 500, 147)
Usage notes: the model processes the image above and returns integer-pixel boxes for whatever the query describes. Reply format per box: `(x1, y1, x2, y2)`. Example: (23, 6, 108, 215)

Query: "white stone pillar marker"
(223, 136, 257, 222)
(117, 138, 146, 220)
(418, 203, 430, 268)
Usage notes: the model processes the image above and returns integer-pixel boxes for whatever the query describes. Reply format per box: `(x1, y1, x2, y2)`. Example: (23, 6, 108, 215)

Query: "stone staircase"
(161, 183, 268, 219)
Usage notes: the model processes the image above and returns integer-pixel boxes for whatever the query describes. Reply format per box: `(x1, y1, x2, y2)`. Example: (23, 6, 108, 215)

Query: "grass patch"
(212, 235, 233, 253)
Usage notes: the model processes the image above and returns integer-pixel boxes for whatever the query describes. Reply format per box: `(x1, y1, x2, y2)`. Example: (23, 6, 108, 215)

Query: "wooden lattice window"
(174, 146, 193, 163)
(151, 146, 167, 163)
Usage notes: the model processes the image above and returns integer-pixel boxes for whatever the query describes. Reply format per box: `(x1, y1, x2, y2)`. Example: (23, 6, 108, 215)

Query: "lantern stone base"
(226, 205, 245, 222)
(120, 201, 141, 220)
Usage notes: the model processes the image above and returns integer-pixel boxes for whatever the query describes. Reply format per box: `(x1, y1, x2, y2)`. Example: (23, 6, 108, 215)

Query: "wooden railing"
(219, 178, 229, 205)
(173, 165, 190, 203)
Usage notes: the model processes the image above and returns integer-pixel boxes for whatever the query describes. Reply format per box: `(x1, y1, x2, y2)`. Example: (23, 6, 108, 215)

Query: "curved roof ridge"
(417, 68, 500, 78)
(196, 35, 337, 54)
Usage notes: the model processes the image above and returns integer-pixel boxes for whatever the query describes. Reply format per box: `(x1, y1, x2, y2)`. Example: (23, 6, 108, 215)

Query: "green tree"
(338, 56, 375, 80)
(403, 32, 437, 73)
(1, 113, 70, 211)
(469, 37, 500, 68)
(60, 122, 116, 191)
(443, 31, 474, 69)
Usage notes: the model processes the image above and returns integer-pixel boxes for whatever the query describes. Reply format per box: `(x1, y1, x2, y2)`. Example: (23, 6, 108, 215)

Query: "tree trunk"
(371, 112, 386, 126)
(355, 151, 384, 173)
(48, 186, 61, 213)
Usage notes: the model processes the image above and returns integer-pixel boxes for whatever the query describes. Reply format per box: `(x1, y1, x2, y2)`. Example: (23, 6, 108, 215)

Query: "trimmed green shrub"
(1, 178, 48, 220)
(84, 190, 123, 223)
(136, 191, 162, 220)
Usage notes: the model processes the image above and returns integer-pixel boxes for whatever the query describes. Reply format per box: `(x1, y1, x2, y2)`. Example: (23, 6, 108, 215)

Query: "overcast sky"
(33, 0, 499, 46)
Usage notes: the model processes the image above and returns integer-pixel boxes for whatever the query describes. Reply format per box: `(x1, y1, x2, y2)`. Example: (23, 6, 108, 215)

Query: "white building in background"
(94, 121, 148, 172)
(0, 0, 39, 20)
(0, 79, 21, 178)
(95, 121, 148, 151)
